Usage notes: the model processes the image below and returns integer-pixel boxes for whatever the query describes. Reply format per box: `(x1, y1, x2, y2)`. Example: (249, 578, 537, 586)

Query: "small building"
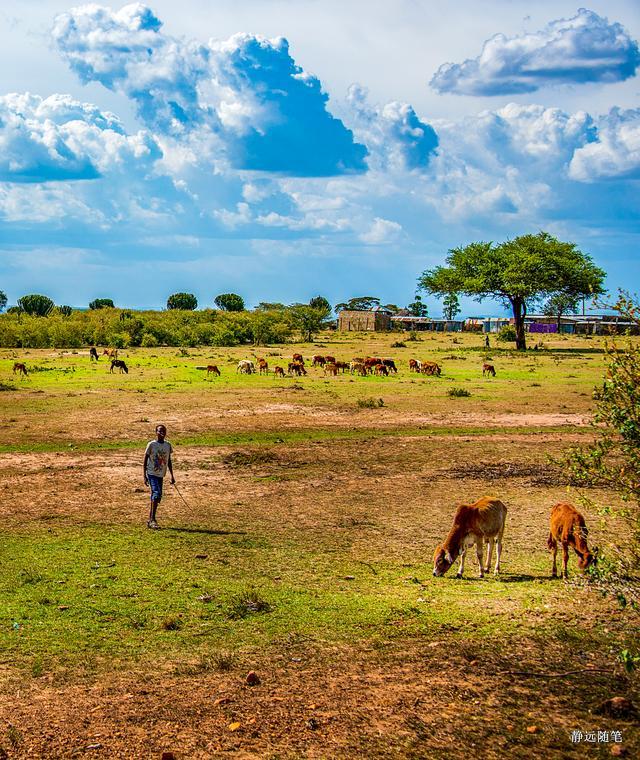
(525, 314, 638, 336)
(338, 307, 392, 331)
(391, 316, 463, 332)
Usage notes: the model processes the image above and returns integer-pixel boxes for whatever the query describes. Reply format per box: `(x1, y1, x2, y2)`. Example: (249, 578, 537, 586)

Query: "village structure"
(337, 308, 638, 335)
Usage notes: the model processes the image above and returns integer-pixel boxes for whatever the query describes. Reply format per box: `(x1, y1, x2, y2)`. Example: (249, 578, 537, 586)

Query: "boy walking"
(143, 424, 175, 529)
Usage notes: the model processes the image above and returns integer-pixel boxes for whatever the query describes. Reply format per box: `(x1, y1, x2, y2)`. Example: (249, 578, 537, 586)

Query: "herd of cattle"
(227, 354, 497, 379)
(433, 497, 596, 580)
(11, 350, 498, 380)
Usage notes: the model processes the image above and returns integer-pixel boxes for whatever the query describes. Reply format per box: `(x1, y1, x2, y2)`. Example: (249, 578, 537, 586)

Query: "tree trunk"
(511, 298, 527, 351)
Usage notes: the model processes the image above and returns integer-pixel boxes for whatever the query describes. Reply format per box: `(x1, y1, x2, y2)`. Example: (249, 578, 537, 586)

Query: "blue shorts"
(147, 474, 163, 502)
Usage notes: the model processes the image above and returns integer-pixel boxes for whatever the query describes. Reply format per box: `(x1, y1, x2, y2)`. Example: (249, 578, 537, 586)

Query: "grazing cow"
(324, 355, 336, 365)
(335, 361, 349, 373)
(409, 358, 422, 372)
(102, 348, 118, 359)
(274, 366, 286, 378)
(312, 355, 326, 367)
(89, 347, 99, 361)
(548, 502, 595, 579)
(433, 497, 507, 579)
(292, 353, 304, 364)
(350, 361, 365, 375)
(288, 361, 306, 376)
(482, 363, 496, 377)
(421, 361, 441, 376)
(12, 362, 28, 377)
(324, 363, 338, 376)
(382, 359, 397, 374)
(237, 360, 255, 374)
(374, 363, 389, 376)
(206, 365, 221, 376)
(257, 359, 269, 375)
(110, 359, 128, 374)
(352, 357, 365, 364)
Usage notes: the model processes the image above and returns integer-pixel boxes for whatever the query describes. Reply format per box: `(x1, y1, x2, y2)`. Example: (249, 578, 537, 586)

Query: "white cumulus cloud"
(431, 8, 640, 96)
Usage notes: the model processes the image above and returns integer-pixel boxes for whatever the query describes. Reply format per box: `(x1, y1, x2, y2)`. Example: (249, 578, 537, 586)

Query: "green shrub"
(140, 332, 159, 347)
(357, 397, 385, 409)
(447, 387, 471, 397)
(497, 325, 517, 342)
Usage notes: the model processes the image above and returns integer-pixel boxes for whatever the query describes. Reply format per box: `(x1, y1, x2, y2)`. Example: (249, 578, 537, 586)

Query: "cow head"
(433, 545, 455, 576)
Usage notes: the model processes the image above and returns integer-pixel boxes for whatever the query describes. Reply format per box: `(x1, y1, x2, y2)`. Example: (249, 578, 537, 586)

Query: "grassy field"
(0, 331, 638, 758)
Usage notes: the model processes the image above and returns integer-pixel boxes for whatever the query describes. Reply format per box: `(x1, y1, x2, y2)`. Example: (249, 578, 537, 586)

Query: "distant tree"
(58, 305, 73, 317)
(289, 304, 333, 342)
(334, 296, 380, 313)
(255, 302, 287, 311)
(0, 291, 7, 312)
(407, 295, 428, 317)
(442, 292, 461, 321)
(309, 295, 332, 315)
(167, 292, 198, 310)
(215, 293, 245, 312)
(382, 303, 400, 314)
(89, 298, 115, 310)
(543, 293, 580, 332)
(17, 294, 55, 317)
(419, 232, 605, 350)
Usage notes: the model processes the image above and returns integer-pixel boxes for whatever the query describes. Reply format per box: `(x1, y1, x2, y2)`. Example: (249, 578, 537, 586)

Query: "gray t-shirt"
(145, 440, 173, 477)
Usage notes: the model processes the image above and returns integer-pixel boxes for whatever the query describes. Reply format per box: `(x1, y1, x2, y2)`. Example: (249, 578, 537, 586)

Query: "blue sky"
(0, 1, 638, 312)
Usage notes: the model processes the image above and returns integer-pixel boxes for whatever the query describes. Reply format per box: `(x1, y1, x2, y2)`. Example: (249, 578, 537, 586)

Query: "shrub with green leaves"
(496, 325, 517, 342)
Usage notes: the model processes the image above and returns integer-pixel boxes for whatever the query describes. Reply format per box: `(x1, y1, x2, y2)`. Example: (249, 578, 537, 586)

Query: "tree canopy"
(442, 292, 461, 321)
(0, 291, 7, 312)
(407, 294, 428, 317)
(89, 298, 115, 310)
(214, 293, 245, 312)
(18, 294, 55, 317)
(419, 232, 605, 349)
(543, 293, 580, 331)
(334, 296, 380, 313)
(167, 292, 198, 310)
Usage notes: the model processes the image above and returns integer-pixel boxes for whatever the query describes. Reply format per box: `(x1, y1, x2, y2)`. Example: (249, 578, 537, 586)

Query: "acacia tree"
(419, 232, 605, 350)
(543, 293, 580, 332)
(334, 296, 380, 313)
(442, 292, 460, 321)
(167, 292, 198, 310)
(407, 294, 428, 317)
(288, 302, 333, 342)
(18, 294, 55, 317)
(214, 293, 245, 311)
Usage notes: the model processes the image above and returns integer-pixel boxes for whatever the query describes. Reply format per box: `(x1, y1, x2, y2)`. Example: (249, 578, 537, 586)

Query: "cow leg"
(456, 549, 466, 579)
(550, 539, 558, 577)
(494, 536, 503, 574)
(562, 543, 569, 579)
(484, 539, 494, 573)
(476, 539, 484, 578)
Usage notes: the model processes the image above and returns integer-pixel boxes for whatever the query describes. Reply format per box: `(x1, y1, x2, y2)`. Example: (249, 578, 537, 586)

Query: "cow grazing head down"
(432, 545, 455, 576)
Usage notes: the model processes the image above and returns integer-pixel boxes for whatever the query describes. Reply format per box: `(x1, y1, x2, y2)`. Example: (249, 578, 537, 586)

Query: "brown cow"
(409, 358, 421, 372)
(12, 362, 28, 377)
(324, 355, 336, 364)
(292, 353, 304, 364)
(312, 355, 326, 367)
(324, 363, 338, 376)
(206, 365, 221, 376)
(288, 361, 307, 376)
(352, 357, 365, 364)
(257, 359, 269, 375)
(548, 502, 595, 579)
(102, 348, 118, 359)
(421, 361, 441, 376)
(274, 366, 286, 378)
(350, 361, 366, 376)
(482, 363, 496, 377)
(433, 497, 507, 579)
(335, 361, 349, 373)
(374, 363, 389, 376)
